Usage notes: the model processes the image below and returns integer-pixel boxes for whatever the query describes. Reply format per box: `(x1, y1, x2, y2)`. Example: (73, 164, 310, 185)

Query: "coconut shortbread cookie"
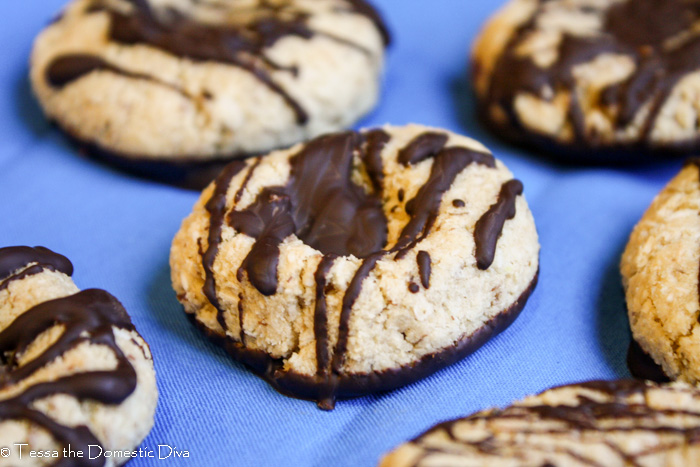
(30, 0, 388, 187)
(380, 380, 700, 467)
(170, 124, 539, 409)
(621, 160, 700, 384)
(472, 0, 700, 162)
(0, 246, 157, 467)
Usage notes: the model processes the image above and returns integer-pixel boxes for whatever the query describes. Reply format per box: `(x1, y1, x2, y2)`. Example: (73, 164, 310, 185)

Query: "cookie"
(0, 246, 157, 466)
(380, 380, 700, 466)
(472, 0, 700, 163)
(621, 160, 700, 384)
(30, 0, 389, 188)
(170, 124, 539, 409)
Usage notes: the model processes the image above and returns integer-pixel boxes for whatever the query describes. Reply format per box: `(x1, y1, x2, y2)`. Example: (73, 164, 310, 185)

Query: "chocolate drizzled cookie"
(0, 246, 157, 467)
(381, 380, 700, 466)
(473, 0, 700, 162)
(30, 0, 388, 187)
(170, 124, 539, 409)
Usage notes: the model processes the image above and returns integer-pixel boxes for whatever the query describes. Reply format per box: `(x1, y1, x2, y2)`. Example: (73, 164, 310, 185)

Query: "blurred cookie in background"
(31, 0, 389, 188)
(472, 0, 700, 164)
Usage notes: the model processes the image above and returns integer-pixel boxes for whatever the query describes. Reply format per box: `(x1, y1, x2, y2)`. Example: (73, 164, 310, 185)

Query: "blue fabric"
(0, 1, 684, 466)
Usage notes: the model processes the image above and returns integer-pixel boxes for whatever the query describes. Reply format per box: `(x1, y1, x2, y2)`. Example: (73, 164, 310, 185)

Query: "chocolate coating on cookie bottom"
(60, 129, 245, 190)
(190, 269, 538, 409)
(627, 338, 670, 383)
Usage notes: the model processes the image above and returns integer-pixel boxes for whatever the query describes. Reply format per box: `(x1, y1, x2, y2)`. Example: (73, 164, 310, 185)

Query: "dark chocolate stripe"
(417, 250, 431, 289)
(0, 289, 139, 467)
(231, 187, 295, 296)
(314, 254, 338, 378)
(234, 157, 262, 204)
(46, 54, 195, 99)
(314, 31, 374, 56)
(201, 160, 247, 330)
(342, 0, 391, 46)
(0, 264, 58, 293)
(397, 132, 449, 166)
(45, 54, 157, 89)
(237, 293, 245, 345)
(473, 179, 523, 270)
(46, 55, 119, 88)
(361, 129, 391, 192)
(0, 246, 72, 282)
(331, 252, 383, 374)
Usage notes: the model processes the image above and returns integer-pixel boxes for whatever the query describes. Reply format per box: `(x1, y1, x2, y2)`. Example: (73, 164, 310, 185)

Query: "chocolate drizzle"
(416, 251, 431, 289)
(0, 246, 73, 292)
(331, 252, 383, 374)
(237, 293, 246, 345)
(201, 160, 247, 331)
(230, 187, 297, 296)
(198, 129, 529, 409)
(393, 133, 495, 259)
(474, 179, 524, 270)
(47, 0, 390, 125)
(0, 249, 140, 467)
(314, 255, 337, 376)
(484, 0, 700, 149)
(45, 54, 193, 100)
(404, 380, 700, 467)
(397, 132, 449, 166)
(229, 131, 388, 296)
(343, 0, 390, 46)
(46, 55, 132, 88)
(360, 129, 391, 192)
